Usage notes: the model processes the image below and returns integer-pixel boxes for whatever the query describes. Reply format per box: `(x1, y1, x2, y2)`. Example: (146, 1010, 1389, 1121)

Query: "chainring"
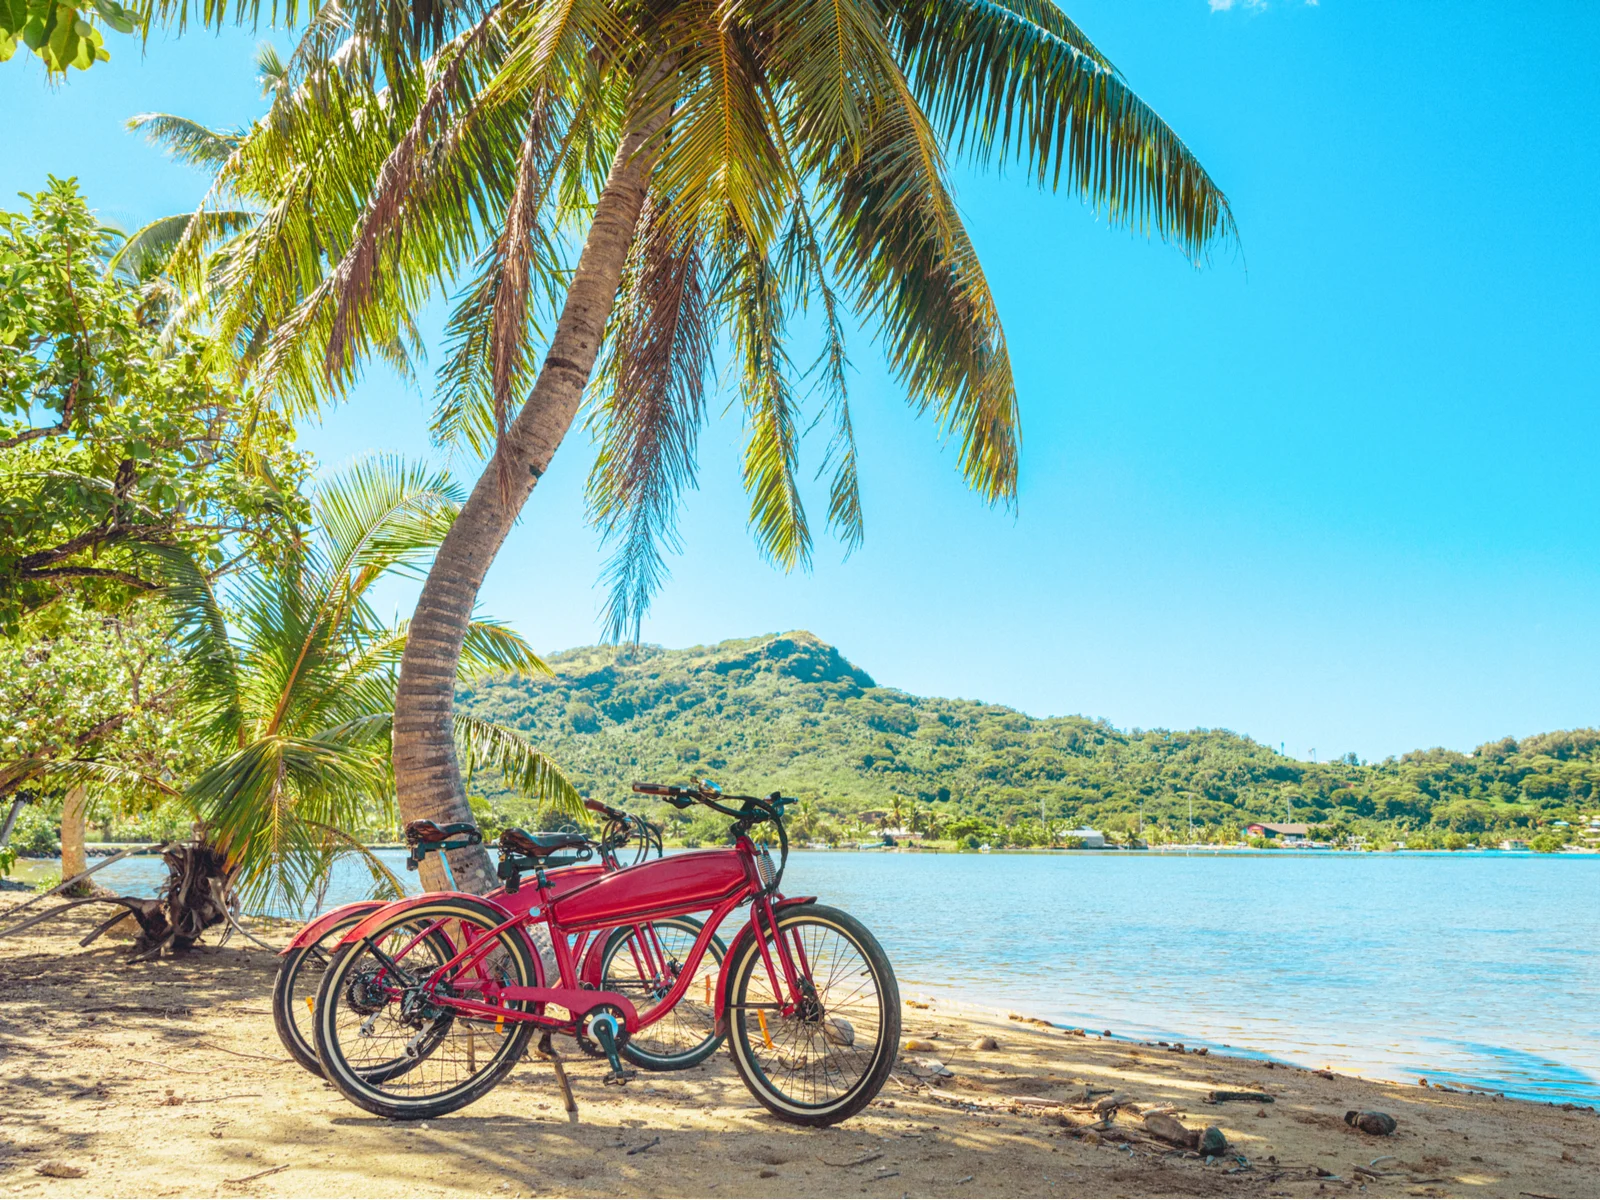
(575, 1003, 631, 1059)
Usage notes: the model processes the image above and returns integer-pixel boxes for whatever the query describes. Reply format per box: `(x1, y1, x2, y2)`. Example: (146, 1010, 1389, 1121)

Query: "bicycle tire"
(272, 914, 367, 1077)
(314, 897, 539, 1120)
(599, 916, 726, 1071)
(725, 903, 900, 1126)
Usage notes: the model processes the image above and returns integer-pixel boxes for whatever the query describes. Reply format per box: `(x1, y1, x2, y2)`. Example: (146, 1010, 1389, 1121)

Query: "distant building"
(1499, 839, 1529, 852)
(1246, 822, 1310, 842)
(1063, 828, 1107, 849)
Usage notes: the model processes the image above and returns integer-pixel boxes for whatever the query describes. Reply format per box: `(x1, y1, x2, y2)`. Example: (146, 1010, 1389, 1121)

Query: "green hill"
(458, 631, 1599, 848)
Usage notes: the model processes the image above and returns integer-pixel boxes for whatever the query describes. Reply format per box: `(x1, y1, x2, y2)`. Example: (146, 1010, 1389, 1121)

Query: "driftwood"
(1207, 1089, 1275, 1104)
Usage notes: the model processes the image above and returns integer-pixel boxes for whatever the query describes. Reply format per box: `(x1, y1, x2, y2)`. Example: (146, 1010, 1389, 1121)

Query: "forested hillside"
(459, 632, 1599, 848)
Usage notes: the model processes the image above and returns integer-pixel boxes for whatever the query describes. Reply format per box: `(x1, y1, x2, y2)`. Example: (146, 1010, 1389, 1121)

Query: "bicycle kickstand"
(588, 1014, 637, 1087)
(535, 1031, 579, 1123)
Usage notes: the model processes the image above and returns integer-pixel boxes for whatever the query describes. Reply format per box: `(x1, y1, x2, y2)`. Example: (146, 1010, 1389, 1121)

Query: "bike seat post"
(439, 849, 458, 892)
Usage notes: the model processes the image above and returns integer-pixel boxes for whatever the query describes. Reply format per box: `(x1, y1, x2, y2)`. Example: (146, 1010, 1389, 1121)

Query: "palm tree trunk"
(393, 109, 666, 893)
(60, 783, 89, 897)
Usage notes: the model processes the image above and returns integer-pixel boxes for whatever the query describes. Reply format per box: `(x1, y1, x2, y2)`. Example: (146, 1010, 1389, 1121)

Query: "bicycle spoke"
(327, 915, 527, 1100)
(739, 915, 885, 1109)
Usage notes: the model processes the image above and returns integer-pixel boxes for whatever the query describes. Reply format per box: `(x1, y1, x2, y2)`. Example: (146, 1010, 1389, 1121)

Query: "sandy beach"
(1, 898, 1595, 1199)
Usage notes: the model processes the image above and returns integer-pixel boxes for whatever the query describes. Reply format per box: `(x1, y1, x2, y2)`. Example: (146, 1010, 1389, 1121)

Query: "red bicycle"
(273, 803, 723, 1077)
(313, 781, 900, 1125)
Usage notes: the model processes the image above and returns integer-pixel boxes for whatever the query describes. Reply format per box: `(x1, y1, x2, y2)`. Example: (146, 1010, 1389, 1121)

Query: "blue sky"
(5, 1, 1598, 761)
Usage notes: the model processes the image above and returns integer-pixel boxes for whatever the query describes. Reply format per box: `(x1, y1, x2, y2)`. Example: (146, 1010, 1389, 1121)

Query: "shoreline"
(3, 898, 1598, 1198)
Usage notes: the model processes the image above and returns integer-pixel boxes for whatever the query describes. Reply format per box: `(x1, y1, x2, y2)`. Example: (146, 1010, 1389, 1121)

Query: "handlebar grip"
(632, 782, 677, 796)
(584, 799, 628, 820)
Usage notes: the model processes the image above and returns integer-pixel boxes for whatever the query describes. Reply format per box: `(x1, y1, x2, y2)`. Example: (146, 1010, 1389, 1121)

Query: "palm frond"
(453, 714, 583, 818)
(586, 199, 713, 643)
(459, 617, 550, 679)
(322, 11, 500, 378)
(127, 112, 245, 168)
(892, 0, 1235, 259)
(778, 195, 862, 551)
(109, 210, 257, 281)
(724, 232, 811, 571)
(313, 453, 462, 592)
(487, 94, 562, 498)
(825, 94, 1020, 504)
(650, 0, 789, 246)
(151, 545, 246, 749)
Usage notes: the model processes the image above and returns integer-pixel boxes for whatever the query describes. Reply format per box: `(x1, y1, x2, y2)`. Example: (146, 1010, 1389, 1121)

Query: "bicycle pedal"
(603, 1069, 637, 1087)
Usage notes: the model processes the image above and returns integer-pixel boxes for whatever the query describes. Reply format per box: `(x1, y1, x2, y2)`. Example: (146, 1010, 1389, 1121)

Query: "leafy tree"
(0, 597, 191, 888)
(0, 0, 139, 75)
(0, 178, 307, 633)
(150, 0, 1235, 889)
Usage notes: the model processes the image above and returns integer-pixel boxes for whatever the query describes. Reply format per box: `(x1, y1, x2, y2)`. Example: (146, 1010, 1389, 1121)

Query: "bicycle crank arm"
(587, 1012, 636, 1086)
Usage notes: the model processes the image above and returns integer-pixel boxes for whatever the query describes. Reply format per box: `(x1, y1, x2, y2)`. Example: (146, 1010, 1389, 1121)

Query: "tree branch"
(0, 422, 70, 451)
(24, 566, 162, 591)
(14, 524, 167, 573)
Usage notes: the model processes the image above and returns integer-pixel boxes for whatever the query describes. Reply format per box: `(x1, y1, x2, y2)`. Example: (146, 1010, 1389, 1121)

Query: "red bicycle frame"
(337, 834, 818, 1042)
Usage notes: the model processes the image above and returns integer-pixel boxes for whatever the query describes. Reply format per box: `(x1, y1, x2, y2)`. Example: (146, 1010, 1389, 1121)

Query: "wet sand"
(1, 898, 1595, 1198)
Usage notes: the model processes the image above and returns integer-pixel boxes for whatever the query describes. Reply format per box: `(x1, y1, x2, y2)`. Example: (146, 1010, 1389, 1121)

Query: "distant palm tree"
(148, 0, 1236, 889)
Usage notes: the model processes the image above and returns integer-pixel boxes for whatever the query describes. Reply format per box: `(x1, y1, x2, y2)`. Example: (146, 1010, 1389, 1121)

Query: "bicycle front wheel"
(600, 916, 725, 1070)
(314, 897, 539, 1120)
(726, 903, 900, 1126)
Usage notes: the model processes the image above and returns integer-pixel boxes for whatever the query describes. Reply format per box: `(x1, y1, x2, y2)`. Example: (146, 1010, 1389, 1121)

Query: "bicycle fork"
(753, 897, 812, 1019)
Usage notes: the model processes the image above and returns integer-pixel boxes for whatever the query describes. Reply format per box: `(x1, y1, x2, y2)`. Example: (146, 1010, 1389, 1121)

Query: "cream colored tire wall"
(725, 903, 900, 1126)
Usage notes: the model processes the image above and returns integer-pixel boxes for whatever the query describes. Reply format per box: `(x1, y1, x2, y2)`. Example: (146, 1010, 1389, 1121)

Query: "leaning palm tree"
(150, 0, 1235, 890)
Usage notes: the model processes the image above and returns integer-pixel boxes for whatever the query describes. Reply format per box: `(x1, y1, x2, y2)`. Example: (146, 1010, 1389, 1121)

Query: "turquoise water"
(26, 847, 1598, 1105)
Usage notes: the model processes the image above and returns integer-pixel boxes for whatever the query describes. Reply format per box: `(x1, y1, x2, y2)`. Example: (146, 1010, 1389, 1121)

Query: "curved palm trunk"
(394, 114, 664, 893)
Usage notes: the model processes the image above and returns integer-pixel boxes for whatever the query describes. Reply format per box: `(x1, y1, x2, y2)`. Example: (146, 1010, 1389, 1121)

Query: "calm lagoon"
(28, 846, 1598, 1105)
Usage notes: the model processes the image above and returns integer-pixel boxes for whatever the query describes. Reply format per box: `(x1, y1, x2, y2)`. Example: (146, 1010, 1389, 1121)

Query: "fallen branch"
(924, 1086, 1075, 1118)
(0, 896, 149, 941)
(223, 1164, 290, 1185)
(128, 1058, 209, 1076)
(819, 1152, 883, 1169)
(191, 1041, 291, 1064)
(1207, 1090, 1274, 1104)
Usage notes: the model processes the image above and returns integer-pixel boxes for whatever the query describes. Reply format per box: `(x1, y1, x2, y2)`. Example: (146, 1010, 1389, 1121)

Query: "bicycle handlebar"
(631, 781, 794, 893)
(584, 798, 629, 822)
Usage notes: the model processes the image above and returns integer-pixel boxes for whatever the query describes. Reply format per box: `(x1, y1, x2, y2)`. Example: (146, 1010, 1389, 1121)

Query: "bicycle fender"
(280, 900, 387, 955)
(334, 891, 501, 950)
(712, 896, 818, 1036)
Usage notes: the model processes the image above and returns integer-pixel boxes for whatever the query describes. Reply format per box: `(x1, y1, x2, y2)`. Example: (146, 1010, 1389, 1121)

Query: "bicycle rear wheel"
(314, 897, 539, 1120)
(600, 916, 725, 1070)
(726, 903, 899, 1126)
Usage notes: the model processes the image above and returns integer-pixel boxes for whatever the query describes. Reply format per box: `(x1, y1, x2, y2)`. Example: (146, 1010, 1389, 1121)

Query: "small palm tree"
(157, 454, 580, 933)
(20, 454, 576, 956)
